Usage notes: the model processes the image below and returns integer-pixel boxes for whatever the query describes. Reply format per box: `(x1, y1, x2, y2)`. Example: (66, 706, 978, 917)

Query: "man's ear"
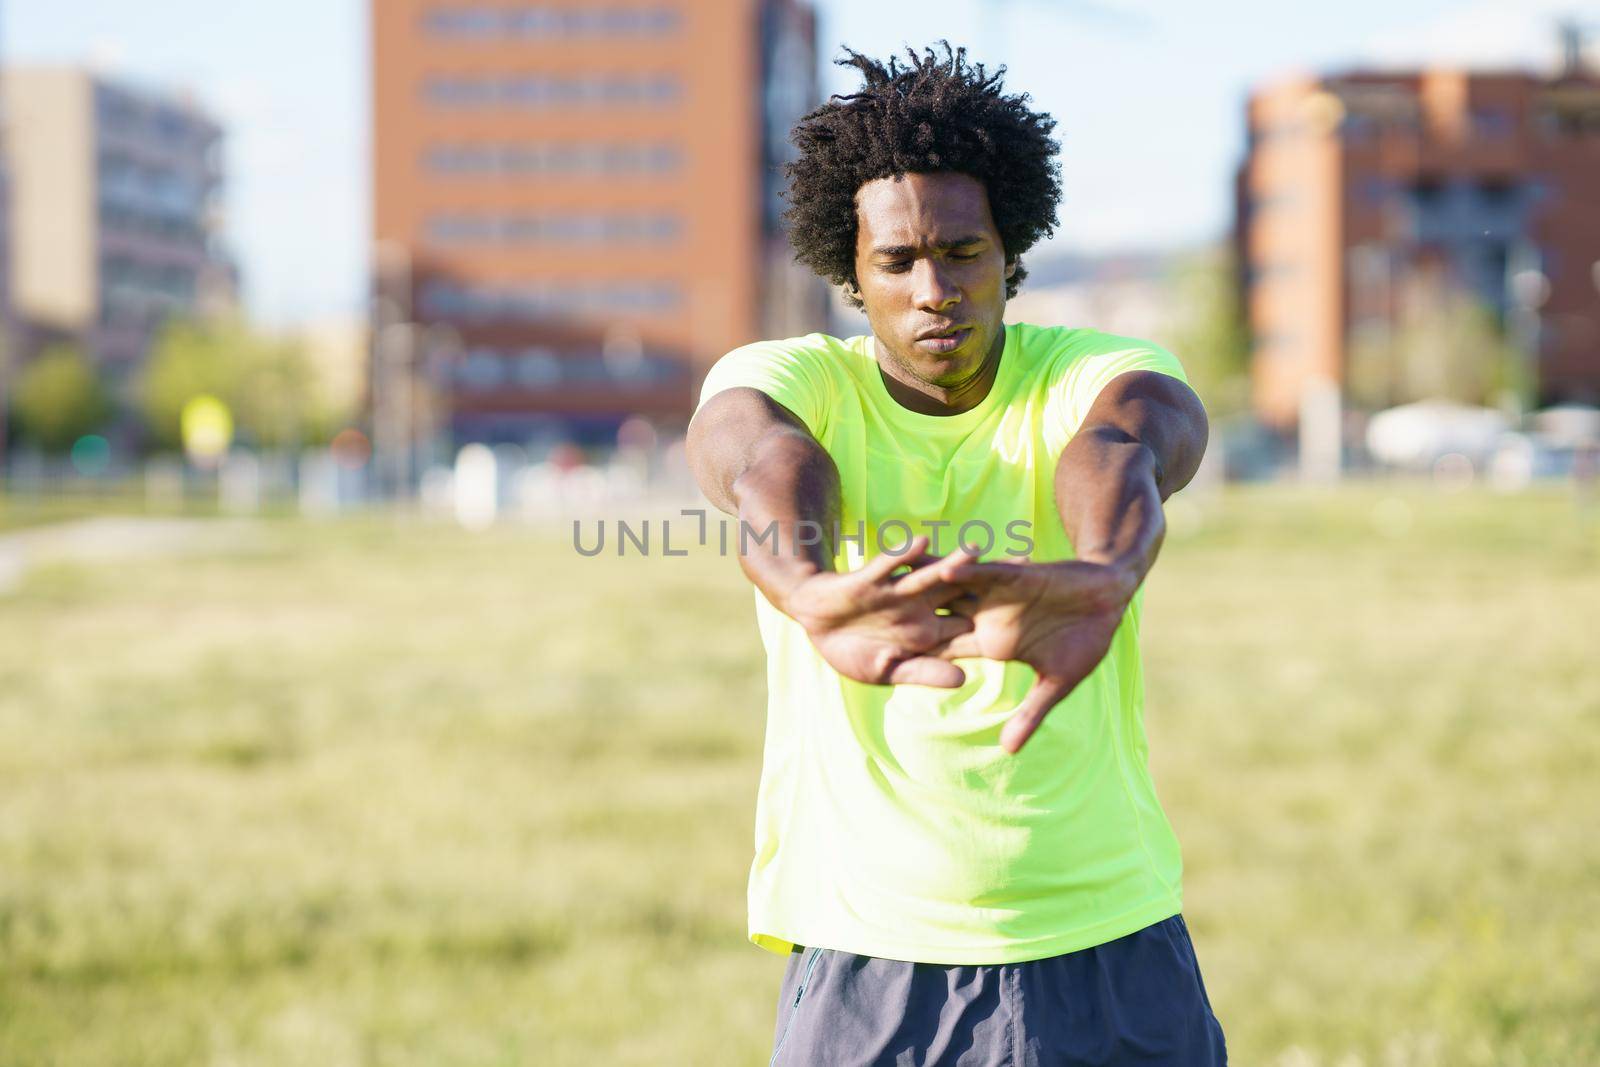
(1004, 259, 1018, 280)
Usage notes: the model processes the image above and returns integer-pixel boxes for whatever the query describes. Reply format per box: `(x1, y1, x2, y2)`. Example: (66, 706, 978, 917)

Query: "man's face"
(852, 171, 1015, 389)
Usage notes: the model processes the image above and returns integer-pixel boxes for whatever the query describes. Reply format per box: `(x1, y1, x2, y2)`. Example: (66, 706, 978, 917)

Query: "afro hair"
(781, 41, 1062, 307)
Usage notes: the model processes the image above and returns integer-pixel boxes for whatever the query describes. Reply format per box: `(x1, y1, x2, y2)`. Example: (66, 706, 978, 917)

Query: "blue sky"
(1, 0, 1583, 327)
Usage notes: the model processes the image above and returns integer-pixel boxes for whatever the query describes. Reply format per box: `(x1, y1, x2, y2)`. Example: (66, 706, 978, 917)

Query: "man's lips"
(915, 325, 971, 341)
(915, 327, 973, 353)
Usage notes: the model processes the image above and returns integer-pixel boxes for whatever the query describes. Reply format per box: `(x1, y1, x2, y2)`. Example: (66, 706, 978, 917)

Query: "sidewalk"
(0, 516, 265, 594)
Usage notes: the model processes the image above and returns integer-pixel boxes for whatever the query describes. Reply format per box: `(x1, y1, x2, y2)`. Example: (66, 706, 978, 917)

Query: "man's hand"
(936, 556, 1138, 753)
(924, 369, 1203, 753)
(781, 535, 979, 689)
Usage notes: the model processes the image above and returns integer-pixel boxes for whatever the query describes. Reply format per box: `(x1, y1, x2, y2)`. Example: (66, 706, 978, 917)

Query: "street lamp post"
(1508, 242, 1547, 418)
(375, 319, 416, 499)
(418, 322, 462, 474)
(0, 331, 10, 485)
(370, 240, 415, 500)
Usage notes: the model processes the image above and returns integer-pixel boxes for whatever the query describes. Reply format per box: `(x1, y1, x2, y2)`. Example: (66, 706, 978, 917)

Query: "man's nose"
(912, 259, 961, 311)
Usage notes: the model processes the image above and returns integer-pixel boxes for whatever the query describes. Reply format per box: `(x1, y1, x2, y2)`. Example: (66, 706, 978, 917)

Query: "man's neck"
(873, 327, 1006, 417)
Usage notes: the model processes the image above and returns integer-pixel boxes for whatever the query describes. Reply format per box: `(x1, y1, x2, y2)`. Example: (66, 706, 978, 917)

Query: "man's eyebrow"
(870, 234, 988, 256)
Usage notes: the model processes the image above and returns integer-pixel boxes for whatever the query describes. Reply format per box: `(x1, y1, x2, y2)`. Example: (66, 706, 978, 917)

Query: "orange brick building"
(1236, 53, 1600, 430)
(370, 0, 822, 454)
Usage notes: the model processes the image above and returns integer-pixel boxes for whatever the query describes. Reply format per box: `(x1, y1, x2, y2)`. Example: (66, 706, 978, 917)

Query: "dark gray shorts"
(769, 915, 1226, 1066)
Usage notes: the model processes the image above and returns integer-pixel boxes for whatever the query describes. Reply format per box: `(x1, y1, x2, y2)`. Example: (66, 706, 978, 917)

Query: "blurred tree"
(1346, 329, 1393, 413)
(10, 344, 111, 453)
(1168, 249, 1251, 418)
(1346, 275, 1525, 410)
(141, 319, 236, 452)
(142, 318, 321, 452)
(233, 335, 315, 450)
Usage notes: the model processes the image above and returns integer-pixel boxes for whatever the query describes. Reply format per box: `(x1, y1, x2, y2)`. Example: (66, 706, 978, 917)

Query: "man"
(686, 42, 1225, 1065)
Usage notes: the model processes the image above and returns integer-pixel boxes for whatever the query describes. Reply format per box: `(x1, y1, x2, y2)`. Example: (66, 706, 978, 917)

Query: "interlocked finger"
(883, 550, 966, 601)
(861, 535, 930, 582)
(999, 676, 1073, 753)
(927, 630, 984, 660)
(886, 655, 967, 689)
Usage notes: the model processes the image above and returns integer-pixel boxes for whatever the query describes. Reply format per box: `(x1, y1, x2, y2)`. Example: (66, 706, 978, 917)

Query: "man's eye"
(881, 262, 910, 273)
(951, 252, 981, 261)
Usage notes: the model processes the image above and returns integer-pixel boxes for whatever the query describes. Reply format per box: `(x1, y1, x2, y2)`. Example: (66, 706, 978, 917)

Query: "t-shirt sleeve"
(695, 338, 836, 439)
(1043, 334, 1190, 451)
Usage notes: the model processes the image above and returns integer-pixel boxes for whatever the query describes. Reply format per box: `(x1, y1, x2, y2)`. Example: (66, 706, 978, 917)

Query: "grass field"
(1, 485, 1597, 1065)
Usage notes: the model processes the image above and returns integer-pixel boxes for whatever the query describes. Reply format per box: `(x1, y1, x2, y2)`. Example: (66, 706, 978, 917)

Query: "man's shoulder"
(703, 331, 870, 394)
(726, 331, 864, 362)
(697, 332, 870, 428)
(1010, 322, 1171, 362)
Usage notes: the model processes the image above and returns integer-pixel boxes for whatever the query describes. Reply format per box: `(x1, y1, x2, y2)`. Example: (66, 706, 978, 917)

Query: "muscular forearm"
(687, 389, 844, 616)
(1054, 427, 1166, 597)
(728, 432, 843, 612)
(689, 391, 968, 690)
(1051, 371, 1208, 595)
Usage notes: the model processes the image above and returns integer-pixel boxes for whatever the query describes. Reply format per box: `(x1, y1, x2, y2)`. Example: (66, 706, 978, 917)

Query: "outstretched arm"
(687, 386, 839, 603)
(939, 370, 1209, 751)
(1056, 369, 1209, 589)
(687, 387, 975, 688)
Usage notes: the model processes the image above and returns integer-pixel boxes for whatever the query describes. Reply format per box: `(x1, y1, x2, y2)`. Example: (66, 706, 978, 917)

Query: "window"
(423, 75, 680, 109)
(94, 86, 137, 128)
(515, 348, 562, 388)
(424, 212, 682, 246)
(1355, 177, 1392, 207)
(1340, 112, 1377, 143)
(460, 348, 506, 391)
(424, 216, 496, 244)
(154, 110, 190, 144)
(423, 6, 681, 39)
(1477, 178, 1516, 206)
(1536, 105, 1600, 139)
(422, 280, 682, 321)
(422, 142, 682, 176)
(1470, 107, 1514, 140)
(1412, 176, 1445, 204)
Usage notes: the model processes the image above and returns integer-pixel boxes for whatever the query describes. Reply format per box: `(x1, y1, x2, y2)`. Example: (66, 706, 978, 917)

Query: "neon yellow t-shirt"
(696, 321, 1191, 965)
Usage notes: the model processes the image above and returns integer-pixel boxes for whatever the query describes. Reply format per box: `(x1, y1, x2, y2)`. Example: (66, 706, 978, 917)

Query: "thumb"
(887, 655, 967, 689)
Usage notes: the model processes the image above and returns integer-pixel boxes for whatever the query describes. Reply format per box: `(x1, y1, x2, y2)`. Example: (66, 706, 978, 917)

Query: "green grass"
(1, 485, 1597, 1065)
